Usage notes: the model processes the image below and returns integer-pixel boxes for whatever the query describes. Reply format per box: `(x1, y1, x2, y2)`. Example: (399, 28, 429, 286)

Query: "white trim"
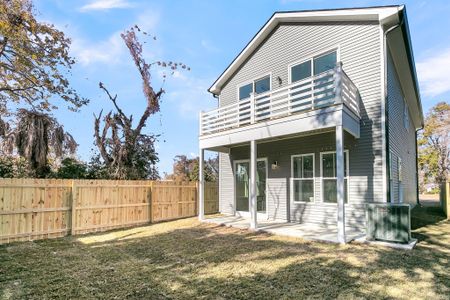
(233, 157, 268, 218)
(236, 72, 272, 101)
(319, 150, 350, 203)
(209, 6, 401, 94)
(288, 47, 340, 84)
(380, 25, 388, 203)
(290, 153, 315, 203)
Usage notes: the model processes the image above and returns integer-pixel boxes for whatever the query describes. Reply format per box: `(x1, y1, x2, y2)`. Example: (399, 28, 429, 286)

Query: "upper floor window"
(290, 50, 337, 83)
(238, 75, 271, 100)
(403, 99, 409, 130)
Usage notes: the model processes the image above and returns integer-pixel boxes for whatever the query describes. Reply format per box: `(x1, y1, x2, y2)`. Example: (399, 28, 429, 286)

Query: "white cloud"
(200, 39, 220, 53)
(416, 47, 450, 97)
(70, 10, 160, 67)
(165, 74, 217, 120)
(71, 32, 126, 66)
(80, 0, 134, 12)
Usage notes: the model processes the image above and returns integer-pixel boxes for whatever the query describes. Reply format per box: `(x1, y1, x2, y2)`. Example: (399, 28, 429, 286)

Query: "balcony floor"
(203, 215, 365, 244)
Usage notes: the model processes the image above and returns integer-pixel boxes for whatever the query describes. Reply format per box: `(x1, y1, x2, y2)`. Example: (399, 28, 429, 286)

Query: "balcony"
(199, 62, 361, 150)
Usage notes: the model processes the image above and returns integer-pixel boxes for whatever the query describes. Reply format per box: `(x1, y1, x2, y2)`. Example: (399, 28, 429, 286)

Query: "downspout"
(415, 129, 421, 206)
(383, 14, 404, 203)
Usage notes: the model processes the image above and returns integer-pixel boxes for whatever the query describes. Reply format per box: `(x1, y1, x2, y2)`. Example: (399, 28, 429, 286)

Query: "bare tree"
(93, 26, 190, 179)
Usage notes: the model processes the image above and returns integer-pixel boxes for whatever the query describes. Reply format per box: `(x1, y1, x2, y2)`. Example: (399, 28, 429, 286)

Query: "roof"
(208, 5, 423, 127)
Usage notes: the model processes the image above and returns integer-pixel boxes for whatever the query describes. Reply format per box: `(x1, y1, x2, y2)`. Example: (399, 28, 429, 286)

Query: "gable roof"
(208, 5, 423, 127)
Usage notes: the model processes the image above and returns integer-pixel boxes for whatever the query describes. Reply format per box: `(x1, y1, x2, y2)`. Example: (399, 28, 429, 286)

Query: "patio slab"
(204, 215, 365, 244)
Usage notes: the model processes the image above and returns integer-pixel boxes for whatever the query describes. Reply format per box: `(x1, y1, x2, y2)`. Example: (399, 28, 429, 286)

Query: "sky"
(34, 0, 450, 176)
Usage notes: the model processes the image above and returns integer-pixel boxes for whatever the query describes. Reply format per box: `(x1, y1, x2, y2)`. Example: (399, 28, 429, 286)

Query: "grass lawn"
(1, 205, 449, 299)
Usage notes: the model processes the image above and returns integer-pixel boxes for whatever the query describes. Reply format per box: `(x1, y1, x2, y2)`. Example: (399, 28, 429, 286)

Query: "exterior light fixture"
(271, 161, 279, 170)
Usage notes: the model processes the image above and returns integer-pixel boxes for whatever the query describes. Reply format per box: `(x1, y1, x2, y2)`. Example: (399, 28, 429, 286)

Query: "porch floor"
(204, 215, 365, 244)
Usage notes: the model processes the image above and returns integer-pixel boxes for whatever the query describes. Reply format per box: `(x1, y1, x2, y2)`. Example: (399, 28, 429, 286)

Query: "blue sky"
(35, 0, 450, 175)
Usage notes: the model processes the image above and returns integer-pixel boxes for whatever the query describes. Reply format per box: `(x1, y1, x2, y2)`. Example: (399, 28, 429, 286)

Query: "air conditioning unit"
(366, 203, 411, 243)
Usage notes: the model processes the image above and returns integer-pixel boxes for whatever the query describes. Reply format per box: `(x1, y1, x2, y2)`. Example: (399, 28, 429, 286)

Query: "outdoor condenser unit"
(366, 203, 411, 243)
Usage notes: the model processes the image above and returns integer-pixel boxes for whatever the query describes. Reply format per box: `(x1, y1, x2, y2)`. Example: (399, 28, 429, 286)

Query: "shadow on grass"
(411, 203, 446, 231)
(1, 216, 449, 299)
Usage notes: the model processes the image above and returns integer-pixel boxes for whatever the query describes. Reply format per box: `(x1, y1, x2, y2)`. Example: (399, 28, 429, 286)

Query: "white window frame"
(290, 153, 315, 203)
(237, 73, 272, 101)
(319, 150, 350, 204)
(288, 47, 340, 84)
(403, 98, 409, 131)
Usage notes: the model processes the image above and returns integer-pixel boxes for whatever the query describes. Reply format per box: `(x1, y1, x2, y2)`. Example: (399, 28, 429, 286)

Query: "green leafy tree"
(166, 154, 218, 182)
(0, 155, 31, 178)
(0, 0, 87, 114)
(418, 101, 450, 187)
(55, 157, 87, 179)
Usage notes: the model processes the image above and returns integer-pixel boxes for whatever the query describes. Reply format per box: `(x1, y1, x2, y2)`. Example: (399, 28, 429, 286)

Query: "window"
(255, 76, 270, 94)
(238, 75, 271, 100)
(321, 151, 349, 203)
(314, 51, 337, 75)
(291, 154, 315, 202)
(291, 61, 312, 83)
(403, 99, 409, 130)
(239, 83, 252, 100)
(398, 157, 403, 203)
(290, 50, 337, 83)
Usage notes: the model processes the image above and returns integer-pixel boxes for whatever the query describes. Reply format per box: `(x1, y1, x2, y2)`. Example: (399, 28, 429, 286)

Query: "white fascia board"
(209, 6, 401, 95)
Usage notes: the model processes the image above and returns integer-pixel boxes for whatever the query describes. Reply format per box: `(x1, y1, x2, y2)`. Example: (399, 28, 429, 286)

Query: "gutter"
(383, 11, 404, 203)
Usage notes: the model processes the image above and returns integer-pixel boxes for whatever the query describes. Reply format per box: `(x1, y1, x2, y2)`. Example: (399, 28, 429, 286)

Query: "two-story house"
(197, 5, 423, 243)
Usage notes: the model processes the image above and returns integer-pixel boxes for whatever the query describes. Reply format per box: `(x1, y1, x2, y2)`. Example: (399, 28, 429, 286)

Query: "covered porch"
(198, 124, 352, 244)
(203, 215, 364, 243)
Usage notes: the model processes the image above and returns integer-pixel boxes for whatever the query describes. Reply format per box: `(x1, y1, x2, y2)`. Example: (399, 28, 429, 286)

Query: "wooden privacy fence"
(0, 179, 219, 244)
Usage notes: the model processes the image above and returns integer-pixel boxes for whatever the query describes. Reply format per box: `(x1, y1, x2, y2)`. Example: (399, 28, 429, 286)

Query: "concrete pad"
(353, 236, 418, 250)
(204, 215, 364, 244)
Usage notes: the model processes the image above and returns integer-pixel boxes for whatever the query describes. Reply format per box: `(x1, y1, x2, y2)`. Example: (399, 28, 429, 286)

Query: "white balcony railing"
(200, 62, 360, 136)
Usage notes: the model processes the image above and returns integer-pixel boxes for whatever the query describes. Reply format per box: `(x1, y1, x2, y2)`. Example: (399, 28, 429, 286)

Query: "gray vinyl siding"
(387, 50, 418, 206)
(217, 21, 385, 223)
(219, 152, 234, 215)
(229, 132, 366, 229)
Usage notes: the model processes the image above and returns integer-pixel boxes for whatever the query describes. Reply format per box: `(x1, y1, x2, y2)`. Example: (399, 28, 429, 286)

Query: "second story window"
(238, 75, 271, 100)
(290, 50, 337, 83)
(314, 51, 337, 75)
(239, 83, 253, 100)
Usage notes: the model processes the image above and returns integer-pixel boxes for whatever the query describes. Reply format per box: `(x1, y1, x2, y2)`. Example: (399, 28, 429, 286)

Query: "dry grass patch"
(0, 206, 449, 299)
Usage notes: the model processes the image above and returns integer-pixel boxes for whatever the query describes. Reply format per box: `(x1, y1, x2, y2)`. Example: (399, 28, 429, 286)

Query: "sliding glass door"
(235, 159, 267, 214)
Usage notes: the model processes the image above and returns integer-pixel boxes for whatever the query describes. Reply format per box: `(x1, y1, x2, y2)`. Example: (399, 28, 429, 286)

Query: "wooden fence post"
(196, 181, 199, 216)
(149, 181, 153, 223)
(71, 180, 77, 235)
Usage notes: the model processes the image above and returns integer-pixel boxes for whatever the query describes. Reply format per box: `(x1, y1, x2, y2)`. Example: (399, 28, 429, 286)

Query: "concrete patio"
(204, 215, 365, 244)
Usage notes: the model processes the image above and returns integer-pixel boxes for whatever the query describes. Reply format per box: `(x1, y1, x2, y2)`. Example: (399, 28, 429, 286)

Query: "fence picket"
(0, 179, 218, 244)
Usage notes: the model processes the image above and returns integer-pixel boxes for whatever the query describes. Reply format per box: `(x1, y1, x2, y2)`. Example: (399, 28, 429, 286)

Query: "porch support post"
(336, 125, 346, 243)
(198, 148, 205, 221)
(250, 140, 257, 230)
